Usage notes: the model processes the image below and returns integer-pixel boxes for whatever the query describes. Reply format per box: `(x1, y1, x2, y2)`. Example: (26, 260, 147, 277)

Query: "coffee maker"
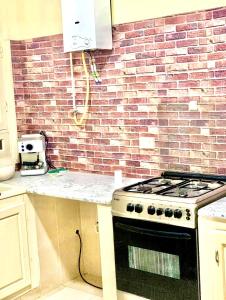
(18, 134, 48, 176)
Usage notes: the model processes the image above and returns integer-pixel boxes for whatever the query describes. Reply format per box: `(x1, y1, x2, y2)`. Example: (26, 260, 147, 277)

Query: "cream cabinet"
(199, 217, 226, 300)
(0, 101, 7, 131)
(0, 41, 8, 131)
(0, 39, 18, 163)
(0, 194, 40, 300)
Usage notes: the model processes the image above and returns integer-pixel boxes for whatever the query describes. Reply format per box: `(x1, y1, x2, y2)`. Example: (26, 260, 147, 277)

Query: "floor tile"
(40, 287, 92, 300)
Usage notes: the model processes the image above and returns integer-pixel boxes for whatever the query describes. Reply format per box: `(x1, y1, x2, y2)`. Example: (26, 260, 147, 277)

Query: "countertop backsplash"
(11, 6, 226, 178)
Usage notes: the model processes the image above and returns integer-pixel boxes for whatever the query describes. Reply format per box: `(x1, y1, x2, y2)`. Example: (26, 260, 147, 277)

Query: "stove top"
(124, 177, 225, 198)
(112, 171, 226, 228)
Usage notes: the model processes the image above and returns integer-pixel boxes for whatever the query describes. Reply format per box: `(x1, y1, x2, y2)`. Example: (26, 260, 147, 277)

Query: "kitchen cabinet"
(0, 40, 8, 131)
(0, 101, 7, 131)
(0, 39, 18, 163)
(98, 205, 117, 300)
(0, 194, 40, 300)
(199, 217, 226, 300)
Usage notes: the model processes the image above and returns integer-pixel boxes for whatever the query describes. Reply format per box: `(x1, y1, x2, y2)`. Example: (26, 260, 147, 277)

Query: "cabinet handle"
(215, 250, 219, 265)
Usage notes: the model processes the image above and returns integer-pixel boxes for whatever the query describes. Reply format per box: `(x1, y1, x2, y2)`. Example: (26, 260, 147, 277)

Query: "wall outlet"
(139, 137, 155, 149)
(201, 128, 210, 136)
(189, 100, 198, 111)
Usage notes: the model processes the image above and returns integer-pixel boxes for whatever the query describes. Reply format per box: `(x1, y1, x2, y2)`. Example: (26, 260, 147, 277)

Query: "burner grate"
(122, 173, 226, 198)
(123, 177, 184, 194)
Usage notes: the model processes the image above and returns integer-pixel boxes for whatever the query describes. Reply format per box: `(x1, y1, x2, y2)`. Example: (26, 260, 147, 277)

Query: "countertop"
(5, 171, 138, 205)
(198, 197, 226, 219)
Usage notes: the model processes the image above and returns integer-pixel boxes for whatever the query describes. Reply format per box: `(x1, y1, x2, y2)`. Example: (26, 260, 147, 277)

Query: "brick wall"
(11, 7, 226, 178)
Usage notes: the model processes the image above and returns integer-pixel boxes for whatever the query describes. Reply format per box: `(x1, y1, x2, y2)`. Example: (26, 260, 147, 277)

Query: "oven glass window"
(128, 245, 180, 279)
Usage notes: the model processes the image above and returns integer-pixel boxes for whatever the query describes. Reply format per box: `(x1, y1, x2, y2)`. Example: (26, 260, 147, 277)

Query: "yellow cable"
(72, 51, 90, 126)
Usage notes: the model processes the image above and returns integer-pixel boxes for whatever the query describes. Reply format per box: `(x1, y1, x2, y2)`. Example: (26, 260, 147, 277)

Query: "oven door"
(113, 216, 199, 300)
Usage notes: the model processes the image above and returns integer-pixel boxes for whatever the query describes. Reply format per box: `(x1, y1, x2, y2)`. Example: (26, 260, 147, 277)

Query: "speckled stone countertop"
(198, 197, 226, 219)
(5, 171, 138, 205)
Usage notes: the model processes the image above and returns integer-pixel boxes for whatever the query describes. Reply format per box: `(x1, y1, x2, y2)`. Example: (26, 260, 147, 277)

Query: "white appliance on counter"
(18, 134, 48, 176)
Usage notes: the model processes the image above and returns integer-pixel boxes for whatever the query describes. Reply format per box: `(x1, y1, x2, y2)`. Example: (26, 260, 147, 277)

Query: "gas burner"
(162, 187, 205, 198)
(186, 182, 208, 189)
(137, 184, 153, 194)
(151, 178, 172, 185)
(179, 188, 188, 197)
(124, 177, 184, 194)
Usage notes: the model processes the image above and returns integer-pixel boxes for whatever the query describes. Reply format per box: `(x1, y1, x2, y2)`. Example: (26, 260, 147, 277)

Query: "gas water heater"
(60, 0, 112, 52)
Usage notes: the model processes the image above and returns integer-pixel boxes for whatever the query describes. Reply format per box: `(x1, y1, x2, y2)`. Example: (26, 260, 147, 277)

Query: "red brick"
(213, 8, 226, 18)
(176, 39, 198, 47)
(211, 79, 226, 86)
(208, 52, 225, 60)
(155, 35, 164, 42)
(176, 55, 198, 63)
(167, 73, 188, 80)
(165, 15, 186, 25)
(215, 44, 226, 51)
(134, 19, 155, 29)
(155, 41, 175, 49)
(125, 30, 143, 39)
(213, 27, 226, 35)
(156, 66, 165, 72)
(176, 23, 198, 31)
(215, 70, 226, 78)
(136, 52, 155, 59)
(120, 39, 134, 47)
(117, 23, 134, 32)
(125, 45, 145, 53)
(216, 60, 226, 68)
(189, 72, 209, 79)
(166, 32, 186, 40)
(125, 60, 146, 68)
(188, 46, 208, 54)
(144, 28, 156, 36)
(179, 80, 200, 88)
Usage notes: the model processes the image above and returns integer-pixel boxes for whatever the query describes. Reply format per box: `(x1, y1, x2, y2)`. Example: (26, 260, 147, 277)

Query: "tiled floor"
(39, 279, 102, 300)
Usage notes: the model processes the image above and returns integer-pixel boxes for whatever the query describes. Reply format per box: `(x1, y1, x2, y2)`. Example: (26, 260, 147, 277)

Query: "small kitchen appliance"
(18, 134, 48, 176)
(112, 171, 226, 300)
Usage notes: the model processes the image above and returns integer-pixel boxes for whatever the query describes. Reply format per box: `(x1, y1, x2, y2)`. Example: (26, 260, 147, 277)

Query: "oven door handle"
(115, 222, 192, 240)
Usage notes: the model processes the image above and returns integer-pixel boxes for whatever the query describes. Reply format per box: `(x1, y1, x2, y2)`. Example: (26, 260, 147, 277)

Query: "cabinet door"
(0, 42, 7, 131)
(212, 230, 226, 300)
(0, 99, 7, 131)
(0, 201, 31, 299)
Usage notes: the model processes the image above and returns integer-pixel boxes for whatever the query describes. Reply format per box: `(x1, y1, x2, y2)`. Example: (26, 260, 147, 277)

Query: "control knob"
(165, 208, 173, 217)
(135, 204, 143, 213)
(126, 203, 134, 212)
(156, 208, 164, 216)
(147, 206, 155, 215)
(174, 209, 183, 219)
(26, 143, 33, 151)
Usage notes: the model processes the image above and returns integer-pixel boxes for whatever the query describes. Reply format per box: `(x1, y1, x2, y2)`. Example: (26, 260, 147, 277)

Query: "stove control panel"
(147, 206, 185, 219)
(113, 197, 196, 228)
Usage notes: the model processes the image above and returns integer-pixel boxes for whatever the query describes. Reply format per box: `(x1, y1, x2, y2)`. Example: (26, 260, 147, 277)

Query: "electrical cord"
(39, 131, 56, 170)
(75, 230, 102, 290)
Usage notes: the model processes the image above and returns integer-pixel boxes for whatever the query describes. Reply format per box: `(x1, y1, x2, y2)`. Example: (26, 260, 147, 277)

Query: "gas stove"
(112, 171, 226, 228)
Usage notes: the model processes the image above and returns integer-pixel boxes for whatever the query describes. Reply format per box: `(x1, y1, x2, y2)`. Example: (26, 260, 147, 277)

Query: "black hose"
(75, 230, 102, 290)
(39, 130, 56, 170)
